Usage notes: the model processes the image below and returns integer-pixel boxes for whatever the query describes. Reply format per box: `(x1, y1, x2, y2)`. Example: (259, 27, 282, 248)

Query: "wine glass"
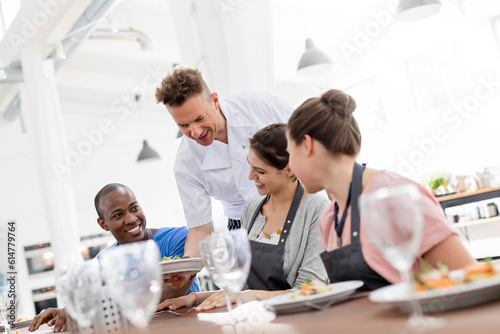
(207, 229, 251, 312)
(56, 258, 101, 331)
(100, 240, 162, 328)
(199, 238, 232, 312)
(359, 183, 445, 332)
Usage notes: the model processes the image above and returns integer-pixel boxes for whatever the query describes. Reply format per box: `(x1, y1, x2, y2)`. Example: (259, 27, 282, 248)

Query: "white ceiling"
(1, 0, 500, 116)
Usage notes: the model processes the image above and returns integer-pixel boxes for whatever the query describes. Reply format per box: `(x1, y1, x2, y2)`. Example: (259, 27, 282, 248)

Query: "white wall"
(274, 2, 500, 184)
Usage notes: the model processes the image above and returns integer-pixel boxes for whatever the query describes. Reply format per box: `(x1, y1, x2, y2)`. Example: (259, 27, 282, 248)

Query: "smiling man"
(94, 183, 199, 297)
(28, 183, 199, 332)
(155, 67, 293, 257)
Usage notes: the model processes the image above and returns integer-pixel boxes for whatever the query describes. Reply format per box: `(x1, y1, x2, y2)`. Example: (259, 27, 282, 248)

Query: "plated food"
(160, 255, 182, 262)
(159, 257, 204, 279)
(414, 261, 499, 292)
(266, 280, 363, 314)
(291, 280, 333, 299)
(370, 261, 500, 313)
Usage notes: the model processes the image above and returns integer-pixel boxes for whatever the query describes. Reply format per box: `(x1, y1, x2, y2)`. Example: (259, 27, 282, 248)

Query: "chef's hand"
(163, 274, 193, 290)
(28, 307, 68, 332)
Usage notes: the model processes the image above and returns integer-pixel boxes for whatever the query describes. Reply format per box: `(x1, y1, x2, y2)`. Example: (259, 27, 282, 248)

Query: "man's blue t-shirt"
(96, 227, 200, 294)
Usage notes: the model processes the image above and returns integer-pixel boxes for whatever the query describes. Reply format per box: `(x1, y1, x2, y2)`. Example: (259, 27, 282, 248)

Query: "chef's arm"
(183, 223, 212, 258)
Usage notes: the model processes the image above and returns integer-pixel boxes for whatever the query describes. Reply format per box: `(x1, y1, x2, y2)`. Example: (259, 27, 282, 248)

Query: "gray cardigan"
(242, 193, 330, 289)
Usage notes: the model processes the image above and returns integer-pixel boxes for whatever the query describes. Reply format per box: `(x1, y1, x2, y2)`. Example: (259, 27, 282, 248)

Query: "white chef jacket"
(173, 91, 293, 228)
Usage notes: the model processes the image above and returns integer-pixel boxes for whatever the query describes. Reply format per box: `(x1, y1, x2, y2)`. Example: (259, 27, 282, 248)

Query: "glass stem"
(224, 288, 232, 312)
(235, 290, 243, 309)
(400, 268, 424, 319)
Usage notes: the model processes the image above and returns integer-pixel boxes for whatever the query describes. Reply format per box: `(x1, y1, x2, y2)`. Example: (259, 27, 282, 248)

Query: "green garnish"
(302, 280, 312, 286)
(436, 262, 449, 273)
(161, 255, 181, 262)
(420, 259, 431, 273)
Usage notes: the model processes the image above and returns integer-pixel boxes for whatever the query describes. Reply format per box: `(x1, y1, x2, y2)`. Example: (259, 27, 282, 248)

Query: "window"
(406, 42, 471, 115)
(0, 0, 21, 40)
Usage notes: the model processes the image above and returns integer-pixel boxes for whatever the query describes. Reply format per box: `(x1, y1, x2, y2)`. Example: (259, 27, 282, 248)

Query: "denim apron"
(320, 163, 390, 291)
(246, 182, 304, 290)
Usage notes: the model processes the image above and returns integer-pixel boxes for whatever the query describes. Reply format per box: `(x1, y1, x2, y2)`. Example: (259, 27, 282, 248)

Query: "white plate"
(369, 273, 500, 313)
(160, 257, 204, 279)
(264, 280, 364, 314)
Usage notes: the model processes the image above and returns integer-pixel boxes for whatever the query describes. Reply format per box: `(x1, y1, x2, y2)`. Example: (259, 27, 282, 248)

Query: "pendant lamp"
(396, 0, 442, 21)
(137, 140, 160, 162)
(135, 94, 161, 162)
(297, 38, 333, 76)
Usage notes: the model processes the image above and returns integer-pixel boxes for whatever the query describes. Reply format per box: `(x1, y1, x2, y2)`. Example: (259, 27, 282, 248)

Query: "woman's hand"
(195, 290, 235, 311)
(156, 293, 196, 312)
(195, 290, 289, 312)
(28, 307, 68, 332)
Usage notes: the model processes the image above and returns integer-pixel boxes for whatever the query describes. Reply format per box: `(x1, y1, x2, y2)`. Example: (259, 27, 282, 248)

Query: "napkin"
(196, 301, 299, 334)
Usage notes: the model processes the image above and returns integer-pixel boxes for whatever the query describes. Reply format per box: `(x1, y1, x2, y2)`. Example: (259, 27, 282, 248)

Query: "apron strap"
(247, 198, 268, 234)
(351, 163, 365, 243)
(247, 181, 304, 240)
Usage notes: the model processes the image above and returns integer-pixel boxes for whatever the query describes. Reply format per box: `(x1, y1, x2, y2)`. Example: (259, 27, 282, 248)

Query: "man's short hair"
(155, 67, 212, 108)
(94, 183, 127, 219)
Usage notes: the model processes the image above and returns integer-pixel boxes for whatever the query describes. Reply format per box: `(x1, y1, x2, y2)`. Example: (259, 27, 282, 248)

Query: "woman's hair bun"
(321, 89, 356, 117)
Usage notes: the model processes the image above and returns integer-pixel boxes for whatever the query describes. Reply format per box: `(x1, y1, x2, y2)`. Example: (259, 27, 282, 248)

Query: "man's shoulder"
(222, 91, 292, 120)
(95, 241, 117, 259)
(153, 226, 189, 242)
(224, 91, 274, 101)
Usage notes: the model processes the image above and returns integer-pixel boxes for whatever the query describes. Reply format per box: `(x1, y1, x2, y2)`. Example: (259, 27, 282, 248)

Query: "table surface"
(144, 295, 500, 334)
(18, 295, 500, 334)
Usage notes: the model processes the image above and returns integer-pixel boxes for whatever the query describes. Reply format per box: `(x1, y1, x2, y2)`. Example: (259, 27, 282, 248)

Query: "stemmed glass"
(56, 258, 101, 331)
(207, 229, 251, 312)
(100, 240, 162, 329)
(359, 183, 445, 333)
(199, 238, 232, 312)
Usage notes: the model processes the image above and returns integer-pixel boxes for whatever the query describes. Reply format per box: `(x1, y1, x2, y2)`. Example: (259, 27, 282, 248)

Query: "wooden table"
(19, 295, 500, 334)
(141, 296, 500, 334)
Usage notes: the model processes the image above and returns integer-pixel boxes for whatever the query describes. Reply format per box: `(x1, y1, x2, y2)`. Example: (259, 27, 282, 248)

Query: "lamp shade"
(297, 38, 333, 76)
(137, 140, 160, 162)
(396, 0, 442, 21)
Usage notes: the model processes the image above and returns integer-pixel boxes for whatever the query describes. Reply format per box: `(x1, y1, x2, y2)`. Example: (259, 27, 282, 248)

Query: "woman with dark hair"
(156, 123, 329, 312)
(285, 89, 476, 291)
